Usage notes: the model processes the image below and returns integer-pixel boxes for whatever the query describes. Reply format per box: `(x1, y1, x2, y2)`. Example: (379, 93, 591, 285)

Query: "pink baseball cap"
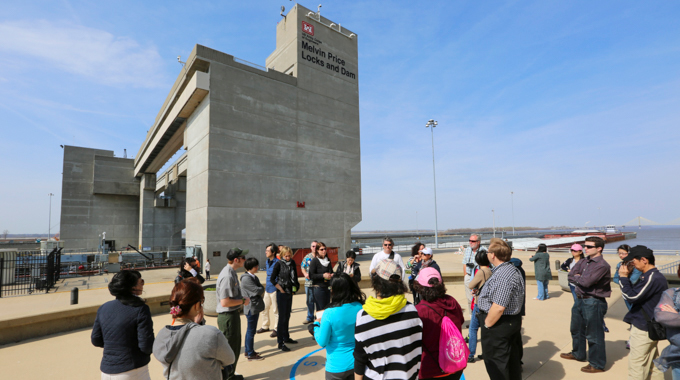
(416, 267, 441, 287)
(571, 244, 583, 251)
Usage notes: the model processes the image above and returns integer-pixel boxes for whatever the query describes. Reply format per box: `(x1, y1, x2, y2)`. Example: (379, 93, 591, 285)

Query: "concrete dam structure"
(59, 4, 361, 270)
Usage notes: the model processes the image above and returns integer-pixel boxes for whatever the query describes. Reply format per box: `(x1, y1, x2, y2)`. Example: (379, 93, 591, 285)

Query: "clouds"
(0, 20, 166, 88)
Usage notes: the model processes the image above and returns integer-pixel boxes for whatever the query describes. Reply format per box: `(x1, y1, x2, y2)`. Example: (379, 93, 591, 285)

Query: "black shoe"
(256, 328, 269, 334)
(302, 319, 313, 324)
(467, 356, 475, 363)
(279, 344, 291, 352)
(285, 339, 298, 344)
(270, 330, 277, 338)
(464, 336, 469, 343)
(478, 354, 483, 360)
(233, 375, 244, 380)
(246, 353, 264, 361)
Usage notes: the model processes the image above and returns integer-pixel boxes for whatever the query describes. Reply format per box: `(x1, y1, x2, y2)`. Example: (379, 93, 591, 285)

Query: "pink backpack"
(424, 304, 469, 374)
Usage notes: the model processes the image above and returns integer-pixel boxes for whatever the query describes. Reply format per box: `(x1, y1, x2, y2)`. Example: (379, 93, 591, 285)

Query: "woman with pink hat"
(560, 244, 585, 301)
(413, 267, 465, 380)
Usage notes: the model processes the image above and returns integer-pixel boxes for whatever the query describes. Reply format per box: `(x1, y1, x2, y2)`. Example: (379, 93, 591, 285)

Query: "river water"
(614, 226, 680, 253)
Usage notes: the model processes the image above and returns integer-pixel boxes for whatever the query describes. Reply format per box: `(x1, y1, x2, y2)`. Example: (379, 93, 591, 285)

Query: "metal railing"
(657, 260, 680, 275)
(0, 248, 61, 297)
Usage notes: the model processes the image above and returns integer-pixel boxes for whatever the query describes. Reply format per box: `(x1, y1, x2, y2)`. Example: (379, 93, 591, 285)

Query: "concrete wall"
(60, 146, 140, 250)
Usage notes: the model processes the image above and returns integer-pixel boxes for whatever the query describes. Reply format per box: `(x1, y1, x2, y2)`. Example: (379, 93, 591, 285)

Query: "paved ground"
(0, 247, 677, 379)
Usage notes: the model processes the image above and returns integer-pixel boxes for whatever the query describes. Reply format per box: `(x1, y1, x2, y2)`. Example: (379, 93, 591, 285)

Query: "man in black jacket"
(619, 245, 668, 380)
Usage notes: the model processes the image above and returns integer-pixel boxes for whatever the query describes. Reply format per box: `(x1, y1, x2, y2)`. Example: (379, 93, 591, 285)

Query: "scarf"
(363, 294, 407, 320)
(318, 256, 330, 267)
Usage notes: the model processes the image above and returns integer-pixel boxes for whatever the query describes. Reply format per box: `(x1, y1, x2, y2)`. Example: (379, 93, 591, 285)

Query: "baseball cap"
(374, 259, 402, 280)
(421, 247, 433, 256)
(628, 245, 653, 261)
(570, 244, 583, 251)
(416, 267, 441, 287)
(227, 247, 249, 261)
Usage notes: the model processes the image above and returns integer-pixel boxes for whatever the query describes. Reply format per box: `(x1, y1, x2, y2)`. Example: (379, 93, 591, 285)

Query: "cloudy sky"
(1, 1, 679, 234)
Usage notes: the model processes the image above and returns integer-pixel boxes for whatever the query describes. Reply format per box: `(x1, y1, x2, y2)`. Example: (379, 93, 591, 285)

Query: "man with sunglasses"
(619, 245, 667, 380)
(369, 237, 406, 280)
(561, 237, 611, 374)
(463, 234, 487, 319)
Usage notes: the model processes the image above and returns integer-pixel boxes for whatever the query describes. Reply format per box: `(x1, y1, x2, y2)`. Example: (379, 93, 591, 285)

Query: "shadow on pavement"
(522, 339, 564, 379)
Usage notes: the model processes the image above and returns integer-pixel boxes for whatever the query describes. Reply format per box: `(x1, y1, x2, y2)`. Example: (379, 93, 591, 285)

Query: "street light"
(511, 191, 515, 235)
(48, 193, 54, 240)
(425, 119, 439, 248)
(492, 209, 496, 238)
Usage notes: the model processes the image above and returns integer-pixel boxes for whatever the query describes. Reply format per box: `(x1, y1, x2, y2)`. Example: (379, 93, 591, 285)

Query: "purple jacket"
(568, 254, 611, 298)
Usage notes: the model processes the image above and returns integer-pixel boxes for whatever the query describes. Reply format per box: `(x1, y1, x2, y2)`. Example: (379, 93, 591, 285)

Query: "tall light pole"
(425, 119, 439, 248)
(48, 193, 54, 240)
(511, 191, 515, 235)
(492, 209, 496, 238)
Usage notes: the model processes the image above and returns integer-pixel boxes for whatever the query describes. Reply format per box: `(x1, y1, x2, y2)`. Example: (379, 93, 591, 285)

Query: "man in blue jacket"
(619, 245, 668, 380)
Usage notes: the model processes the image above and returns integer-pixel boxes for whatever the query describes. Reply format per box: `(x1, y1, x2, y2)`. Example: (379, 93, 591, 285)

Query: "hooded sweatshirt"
(354, 296, 423, 380)
(152, 322, 235, 380)
(415, 295, 465, 379)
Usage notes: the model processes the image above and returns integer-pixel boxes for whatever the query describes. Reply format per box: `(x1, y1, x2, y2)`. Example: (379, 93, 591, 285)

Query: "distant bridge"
(622, 216, 680, 226)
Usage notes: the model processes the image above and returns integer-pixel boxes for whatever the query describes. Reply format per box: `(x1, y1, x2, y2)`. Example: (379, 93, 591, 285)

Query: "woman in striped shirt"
(354, 259, 423, 380)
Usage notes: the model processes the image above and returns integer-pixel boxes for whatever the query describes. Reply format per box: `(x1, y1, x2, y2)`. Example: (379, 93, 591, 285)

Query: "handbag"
(641, 308, 667, 341)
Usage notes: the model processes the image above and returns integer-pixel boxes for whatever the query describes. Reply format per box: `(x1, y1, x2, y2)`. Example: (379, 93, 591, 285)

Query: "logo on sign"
(302, 21, 314, 36)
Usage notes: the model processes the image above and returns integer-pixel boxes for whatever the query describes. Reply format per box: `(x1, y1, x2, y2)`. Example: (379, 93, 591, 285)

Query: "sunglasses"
(584, 245, 597, 249)
(469, 240, 478, 243)
(383, 243, 393, 246)
(319, 248, 326, 251)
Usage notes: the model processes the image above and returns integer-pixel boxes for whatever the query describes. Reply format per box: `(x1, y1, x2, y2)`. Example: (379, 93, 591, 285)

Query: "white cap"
(421, 247, 433, 255)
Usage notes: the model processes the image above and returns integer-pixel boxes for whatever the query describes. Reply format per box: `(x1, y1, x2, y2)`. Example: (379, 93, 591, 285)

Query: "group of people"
(91, 233, 680, 380)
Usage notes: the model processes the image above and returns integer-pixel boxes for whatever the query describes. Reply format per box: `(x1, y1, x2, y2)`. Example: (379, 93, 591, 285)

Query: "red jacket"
(415, 295, 464, 379)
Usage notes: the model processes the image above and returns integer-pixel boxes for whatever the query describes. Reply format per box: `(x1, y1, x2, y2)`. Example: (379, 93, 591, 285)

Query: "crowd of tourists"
(90, 233, 680, 380)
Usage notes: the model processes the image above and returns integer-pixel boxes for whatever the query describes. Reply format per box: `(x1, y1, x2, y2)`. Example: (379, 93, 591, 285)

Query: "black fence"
(0, 248, 62, 297)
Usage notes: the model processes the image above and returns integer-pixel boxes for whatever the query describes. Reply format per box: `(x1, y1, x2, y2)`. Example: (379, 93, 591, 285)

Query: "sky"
(1, 1, 679, 234)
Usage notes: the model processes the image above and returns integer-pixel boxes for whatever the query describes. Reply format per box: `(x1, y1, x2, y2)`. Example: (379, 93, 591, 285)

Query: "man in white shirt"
(369, 237, 406, 280)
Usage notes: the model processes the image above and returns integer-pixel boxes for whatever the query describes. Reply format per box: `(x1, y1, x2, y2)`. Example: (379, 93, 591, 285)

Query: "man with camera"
(619, 245, 668, 380)
(463, 234, 487, 318)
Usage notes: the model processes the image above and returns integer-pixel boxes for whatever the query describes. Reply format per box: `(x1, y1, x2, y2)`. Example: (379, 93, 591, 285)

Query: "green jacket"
(529, 251, 553, 281)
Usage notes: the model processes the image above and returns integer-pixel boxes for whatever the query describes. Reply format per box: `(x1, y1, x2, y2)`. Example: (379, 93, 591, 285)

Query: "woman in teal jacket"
(312, 273, 366, 380)
(530, 243, 553, 300)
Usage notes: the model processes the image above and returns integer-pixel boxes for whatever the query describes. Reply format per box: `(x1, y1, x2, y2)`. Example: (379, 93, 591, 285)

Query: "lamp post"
(48, 193, 54, 240)
(492, 209, 496, 238)
(425, 119, 439, 248)
(511, 191, 515, 235)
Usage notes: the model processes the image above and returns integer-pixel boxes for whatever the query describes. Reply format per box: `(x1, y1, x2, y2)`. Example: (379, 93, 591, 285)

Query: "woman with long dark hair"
(153, 278, 234, 379)
(92, 270, 154, 380)
(529, 243, 552, 300)
(407, 242, 425, 304)
(309, 241, 333, 311)
(467, 249, 492, 363)
(312, 273, 366, 380)
(414, 268, 465, 380)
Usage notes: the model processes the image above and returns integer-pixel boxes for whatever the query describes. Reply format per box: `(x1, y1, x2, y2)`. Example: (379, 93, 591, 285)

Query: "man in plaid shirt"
(477, 238, 525, 380)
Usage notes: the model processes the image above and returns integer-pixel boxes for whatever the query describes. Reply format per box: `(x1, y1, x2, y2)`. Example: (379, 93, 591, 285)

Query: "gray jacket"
(153, 322, 234, 380)
(240, 273, 265, 315)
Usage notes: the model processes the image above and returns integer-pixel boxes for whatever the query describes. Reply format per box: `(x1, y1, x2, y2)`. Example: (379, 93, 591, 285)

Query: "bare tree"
(2, 229, 8, 240)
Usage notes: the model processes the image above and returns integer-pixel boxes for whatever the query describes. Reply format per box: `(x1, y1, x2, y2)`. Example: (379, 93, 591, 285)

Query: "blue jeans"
(312, 287, 330, 311)
(570, 297, 608, 370)
(468, 304, 480, 357)
(244, 311, 259, 356)
(305, 286, 315, 322)
(672, 365, 680, 380)
(569, 284, 577, 302)
(537, 280, 549, 300)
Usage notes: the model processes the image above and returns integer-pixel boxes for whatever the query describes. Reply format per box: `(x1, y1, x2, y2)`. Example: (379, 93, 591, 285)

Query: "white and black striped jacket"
(354, 303, 423, 380)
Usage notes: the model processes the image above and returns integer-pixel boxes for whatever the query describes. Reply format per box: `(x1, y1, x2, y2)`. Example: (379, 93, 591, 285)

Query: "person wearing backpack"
(414, 267, 466, 380)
